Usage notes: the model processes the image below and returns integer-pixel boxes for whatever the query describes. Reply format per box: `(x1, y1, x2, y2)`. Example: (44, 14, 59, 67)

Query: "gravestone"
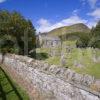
(74, 60, 84, 68)
(60, 52, 67, 66)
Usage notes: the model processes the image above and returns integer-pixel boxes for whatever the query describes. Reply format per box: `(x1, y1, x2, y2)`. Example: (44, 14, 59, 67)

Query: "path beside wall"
(0, 54, 100, 100)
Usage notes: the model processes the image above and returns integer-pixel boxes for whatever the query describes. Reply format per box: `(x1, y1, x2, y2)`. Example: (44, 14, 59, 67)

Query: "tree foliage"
(88, 21, 100, 48)
(76, 33, 90, 48)
(76, 21, 100, 48)
(0, 10, 36, 55)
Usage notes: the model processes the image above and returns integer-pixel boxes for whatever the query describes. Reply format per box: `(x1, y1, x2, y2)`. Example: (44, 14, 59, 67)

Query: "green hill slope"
(45, 23, 90, 37)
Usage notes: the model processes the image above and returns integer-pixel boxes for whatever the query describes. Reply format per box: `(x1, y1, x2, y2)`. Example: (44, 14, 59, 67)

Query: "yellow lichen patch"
(90, 84, 100, 92)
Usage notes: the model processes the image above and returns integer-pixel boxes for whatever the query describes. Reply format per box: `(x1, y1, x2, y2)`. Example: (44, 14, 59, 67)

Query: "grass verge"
(0, 66, 29, 100)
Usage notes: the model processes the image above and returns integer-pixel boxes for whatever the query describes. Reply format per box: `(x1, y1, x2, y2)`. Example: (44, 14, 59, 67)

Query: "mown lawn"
(0, 67, 29, 100)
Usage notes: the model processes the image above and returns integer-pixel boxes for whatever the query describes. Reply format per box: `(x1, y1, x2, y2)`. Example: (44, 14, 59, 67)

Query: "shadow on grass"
(35, 53, 49, 60)
(0, 67, 23, 100)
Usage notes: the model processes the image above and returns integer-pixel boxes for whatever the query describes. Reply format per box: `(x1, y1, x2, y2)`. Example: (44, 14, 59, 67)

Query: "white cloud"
(37, 18, 51, 32)
(72, 9, 79, 15)
(88, 0, 98, 8)
(37, 15, 88, 33)
(37, 18, 51, 27)
(0, 0, 6, 3)
(88, 8, 100, 18)
(81, 0, 98, 8)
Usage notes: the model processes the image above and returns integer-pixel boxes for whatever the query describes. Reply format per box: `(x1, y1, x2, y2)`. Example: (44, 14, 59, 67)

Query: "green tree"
(88, 21, 100, 48)
(76, 21, 100, 48)
(0, 10, 36, 55)
(0, 35, 19, 53)
(75, 33, 90, 48)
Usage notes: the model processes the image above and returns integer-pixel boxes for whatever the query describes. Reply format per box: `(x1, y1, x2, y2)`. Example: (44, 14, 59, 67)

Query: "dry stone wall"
(0, 54, 100, 100)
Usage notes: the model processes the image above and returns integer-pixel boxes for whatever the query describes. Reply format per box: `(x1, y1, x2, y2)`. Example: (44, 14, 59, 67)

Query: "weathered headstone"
(60, 53, 67, 66)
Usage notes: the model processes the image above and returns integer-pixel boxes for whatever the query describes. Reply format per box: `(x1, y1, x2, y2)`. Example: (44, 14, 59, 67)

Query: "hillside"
(43, 23, 90, 37)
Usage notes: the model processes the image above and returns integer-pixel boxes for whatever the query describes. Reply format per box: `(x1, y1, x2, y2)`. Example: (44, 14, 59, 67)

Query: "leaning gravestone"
(60, 52, 67, 67)
(92, 49, 98, 63)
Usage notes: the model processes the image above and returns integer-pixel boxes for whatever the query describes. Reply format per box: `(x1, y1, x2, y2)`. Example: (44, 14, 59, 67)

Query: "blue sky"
(0, 0, 100, 32)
